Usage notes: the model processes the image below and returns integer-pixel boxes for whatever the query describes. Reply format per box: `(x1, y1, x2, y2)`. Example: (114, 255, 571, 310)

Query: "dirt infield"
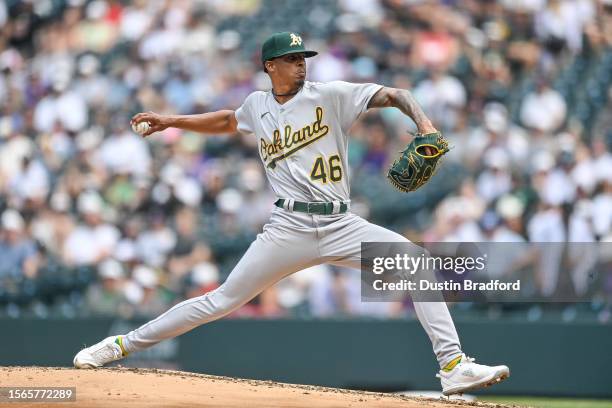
(0, 367, 519, 408)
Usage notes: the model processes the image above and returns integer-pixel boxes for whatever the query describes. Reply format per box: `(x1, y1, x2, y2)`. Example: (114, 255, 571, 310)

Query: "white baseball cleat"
(437, 354, 510, 396)
(73, 336, 128, 369)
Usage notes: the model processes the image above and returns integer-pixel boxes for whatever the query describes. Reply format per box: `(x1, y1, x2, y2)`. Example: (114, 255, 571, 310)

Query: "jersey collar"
(269, 82, 307, 108)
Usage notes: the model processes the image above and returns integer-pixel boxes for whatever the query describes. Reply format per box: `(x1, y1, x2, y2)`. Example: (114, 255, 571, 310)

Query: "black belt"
(274, 199, 349, 215)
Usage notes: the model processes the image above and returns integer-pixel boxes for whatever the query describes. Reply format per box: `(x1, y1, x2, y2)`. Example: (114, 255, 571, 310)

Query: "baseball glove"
(387, 131, 450, 192)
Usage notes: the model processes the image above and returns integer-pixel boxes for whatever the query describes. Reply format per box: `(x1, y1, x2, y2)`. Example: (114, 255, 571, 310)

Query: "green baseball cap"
(261, 32, 318, 63)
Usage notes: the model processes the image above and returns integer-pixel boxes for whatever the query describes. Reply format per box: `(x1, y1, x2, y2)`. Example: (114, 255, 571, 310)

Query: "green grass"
(480, 396, 612, 408)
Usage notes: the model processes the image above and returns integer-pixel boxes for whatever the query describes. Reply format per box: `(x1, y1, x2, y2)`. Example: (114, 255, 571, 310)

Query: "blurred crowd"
(0, 0, 611, 319)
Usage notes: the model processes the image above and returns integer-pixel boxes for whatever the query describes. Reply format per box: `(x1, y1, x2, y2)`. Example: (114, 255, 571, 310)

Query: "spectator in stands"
(63, 192, 119, 266)
(124, 265, 170, 317)
(168, 207, 211, 279)
(494, 194, 527, 242)
(0, 209, 39, 279)
(98, 118, 152, 177)
(520, 78, 567, 133)
(33, 78, 88, 133)
(477, 148, 513, 204)
(593, 87, 612, 141)
(187, 261, 220, 298)
(0, 131, 36, 203)
(413, 67, 467, 131)
(592, 179, 612, 240)
(535, 0, 595, 55)
(84, 258, 127, 316)
(592, 137, 612, 186)
(136, 211, 176, 268)
(30, 191, 75, 259)
(527, 203, 565, 296)
(360, 123, 389, 172)
(7, 154, 49, 207)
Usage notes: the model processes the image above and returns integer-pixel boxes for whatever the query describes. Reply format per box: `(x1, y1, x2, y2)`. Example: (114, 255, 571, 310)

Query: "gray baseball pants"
(122, 208, 462, 368)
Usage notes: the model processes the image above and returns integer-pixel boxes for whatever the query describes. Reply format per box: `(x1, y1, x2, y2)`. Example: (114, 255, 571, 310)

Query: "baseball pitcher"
(74, 32, 509, 395)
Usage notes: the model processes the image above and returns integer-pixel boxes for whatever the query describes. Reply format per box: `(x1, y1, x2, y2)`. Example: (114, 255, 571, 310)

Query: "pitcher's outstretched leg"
(74, 224, 319, 368)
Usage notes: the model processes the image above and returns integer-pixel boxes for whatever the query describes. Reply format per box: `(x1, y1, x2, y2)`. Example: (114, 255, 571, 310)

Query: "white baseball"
(132, 121, 151, 135)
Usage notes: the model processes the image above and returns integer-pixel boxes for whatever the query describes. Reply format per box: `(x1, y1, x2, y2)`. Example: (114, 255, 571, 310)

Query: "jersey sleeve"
(234, 93, 257, 136)
(327, 81, 383, 131)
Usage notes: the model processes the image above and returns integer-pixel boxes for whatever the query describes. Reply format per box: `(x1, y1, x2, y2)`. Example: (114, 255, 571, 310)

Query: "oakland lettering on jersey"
(261, 106, 329, 169)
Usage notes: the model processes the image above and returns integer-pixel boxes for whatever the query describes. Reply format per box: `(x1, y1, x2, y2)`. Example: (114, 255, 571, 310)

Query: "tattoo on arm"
(391, 89, 434, 132)
(368, 87, 435, 133)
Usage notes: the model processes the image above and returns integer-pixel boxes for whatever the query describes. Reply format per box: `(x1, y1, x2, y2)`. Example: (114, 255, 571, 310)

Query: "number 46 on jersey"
(310, 154, 342, 184)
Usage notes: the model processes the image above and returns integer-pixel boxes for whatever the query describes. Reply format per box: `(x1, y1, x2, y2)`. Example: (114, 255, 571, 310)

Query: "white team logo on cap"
(289, 33, 302, 47)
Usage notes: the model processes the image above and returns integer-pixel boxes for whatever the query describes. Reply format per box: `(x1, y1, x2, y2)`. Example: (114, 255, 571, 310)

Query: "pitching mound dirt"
(0, 367, 520, 408)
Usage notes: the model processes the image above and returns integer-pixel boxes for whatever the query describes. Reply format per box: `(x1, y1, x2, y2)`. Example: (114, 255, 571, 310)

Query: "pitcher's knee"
(193, 287, 247, 320)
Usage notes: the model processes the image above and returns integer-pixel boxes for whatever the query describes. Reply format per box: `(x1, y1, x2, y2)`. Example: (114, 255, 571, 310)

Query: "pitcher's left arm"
(367, 87, 437, 134)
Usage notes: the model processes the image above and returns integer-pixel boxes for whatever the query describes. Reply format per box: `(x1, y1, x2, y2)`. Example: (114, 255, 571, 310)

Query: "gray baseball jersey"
(235, 80, 382, 202)
(121, 80, 463, 370)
